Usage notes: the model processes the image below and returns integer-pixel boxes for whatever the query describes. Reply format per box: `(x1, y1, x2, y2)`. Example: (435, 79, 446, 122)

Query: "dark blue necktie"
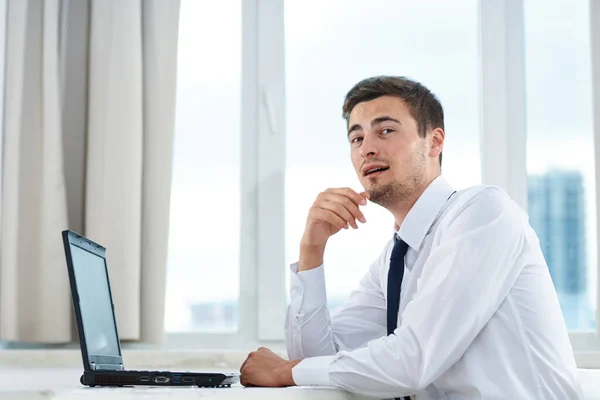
(387, 236, 411, 400)
(387, 236, 409, 335)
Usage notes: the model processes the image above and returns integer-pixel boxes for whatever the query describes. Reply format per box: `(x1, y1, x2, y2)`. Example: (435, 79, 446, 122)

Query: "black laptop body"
(62, 230, 240, 388)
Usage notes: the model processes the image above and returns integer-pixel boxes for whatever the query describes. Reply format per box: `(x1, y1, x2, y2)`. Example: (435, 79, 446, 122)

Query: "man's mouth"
(364, 166, 390, 177)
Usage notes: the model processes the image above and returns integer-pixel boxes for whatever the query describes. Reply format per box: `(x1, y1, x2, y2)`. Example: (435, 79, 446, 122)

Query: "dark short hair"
(342, 76, 444, 167)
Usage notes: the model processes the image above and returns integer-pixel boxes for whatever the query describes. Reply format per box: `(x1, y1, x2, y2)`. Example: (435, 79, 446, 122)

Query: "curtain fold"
(86, 0, 145, 341)
(0, 0, 181, 344)
(1, 0, 71, 343)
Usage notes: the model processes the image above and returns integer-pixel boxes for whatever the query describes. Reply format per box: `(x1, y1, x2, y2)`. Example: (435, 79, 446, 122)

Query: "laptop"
(62, 229, 240, 387)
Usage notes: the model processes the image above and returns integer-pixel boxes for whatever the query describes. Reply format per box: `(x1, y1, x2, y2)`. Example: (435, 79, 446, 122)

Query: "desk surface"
(0, 368, 370, 400)
(2, 366, 600, 400)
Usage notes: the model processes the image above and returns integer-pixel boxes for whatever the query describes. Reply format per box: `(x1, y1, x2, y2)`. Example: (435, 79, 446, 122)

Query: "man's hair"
(342, 76, 444, 167)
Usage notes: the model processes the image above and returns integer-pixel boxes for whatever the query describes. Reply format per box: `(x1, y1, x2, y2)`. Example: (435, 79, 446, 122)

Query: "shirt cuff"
(289, 262, 327, 313)
(292, 356, 335, 387)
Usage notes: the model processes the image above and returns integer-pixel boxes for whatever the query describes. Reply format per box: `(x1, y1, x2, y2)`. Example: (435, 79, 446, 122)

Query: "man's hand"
(239, 347, 302, 387)
(299, 188, 370, 271)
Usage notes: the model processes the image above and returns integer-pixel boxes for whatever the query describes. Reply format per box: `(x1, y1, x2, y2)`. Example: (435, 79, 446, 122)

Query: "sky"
(165, 0, 596, 332)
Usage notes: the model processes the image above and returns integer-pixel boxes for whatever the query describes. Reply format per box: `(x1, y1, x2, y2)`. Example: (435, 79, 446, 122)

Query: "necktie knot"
(391, 236, 409, 260)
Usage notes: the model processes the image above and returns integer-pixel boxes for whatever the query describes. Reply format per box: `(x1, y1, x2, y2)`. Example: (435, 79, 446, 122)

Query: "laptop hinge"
(90, 362, 125, 371)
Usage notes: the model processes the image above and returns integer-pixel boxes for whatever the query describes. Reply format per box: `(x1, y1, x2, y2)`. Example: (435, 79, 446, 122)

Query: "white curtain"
(0, 0, 180, 343)
(1, 0, 70, 343)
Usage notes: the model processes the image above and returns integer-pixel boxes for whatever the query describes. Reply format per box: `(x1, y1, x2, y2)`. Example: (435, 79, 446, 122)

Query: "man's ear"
(429, 128, 445, 159)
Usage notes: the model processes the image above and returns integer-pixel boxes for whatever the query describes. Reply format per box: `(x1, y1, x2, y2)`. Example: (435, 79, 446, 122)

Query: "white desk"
(0, 350, 599, 399)
(0, 351, 370, 400)
(0, 368, 371, 400)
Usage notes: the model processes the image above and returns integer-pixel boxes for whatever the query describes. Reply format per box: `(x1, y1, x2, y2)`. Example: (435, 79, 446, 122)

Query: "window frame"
(165, 0, 600, 368)
(479, 0, 527, 209)
(589, 0, 600, 365)
(0, 0, 5, 194)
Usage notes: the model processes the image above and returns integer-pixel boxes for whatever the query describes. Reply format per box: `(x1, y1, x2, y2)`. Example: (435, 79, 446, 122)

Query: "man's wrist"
(298, 242, 326, 272)
(279, 359, 302, 386)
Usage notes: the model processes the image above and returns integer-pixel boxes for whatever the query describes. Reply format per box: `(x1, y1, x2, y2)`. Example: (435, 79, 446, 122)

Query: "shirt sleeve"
(291, 187, 527, 398)
(285, 242, 393, 361)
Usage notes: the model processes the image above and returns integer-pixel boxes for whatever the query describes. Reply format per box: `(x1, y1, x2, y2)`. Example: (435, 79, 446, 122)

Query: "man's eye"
(382, 128, 394, 135)
(351, 136, 363, 144)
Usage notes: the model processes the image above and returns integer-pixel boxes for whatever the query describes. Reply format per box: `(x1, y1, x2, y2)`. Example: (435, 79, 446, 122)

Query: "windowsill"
(2, 348, 600, 369)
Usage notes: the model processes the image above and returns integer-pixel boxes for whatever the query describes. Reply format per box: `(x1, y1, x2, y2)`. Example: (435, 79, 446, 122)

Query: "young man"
(239, 76, 583, 399)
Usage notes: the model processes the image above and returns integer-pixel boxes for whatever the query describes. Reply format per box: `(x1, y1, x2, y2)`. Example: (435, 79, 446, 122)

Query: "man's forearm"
(286, 249, 338, 359)
(298, 242, 326, 272)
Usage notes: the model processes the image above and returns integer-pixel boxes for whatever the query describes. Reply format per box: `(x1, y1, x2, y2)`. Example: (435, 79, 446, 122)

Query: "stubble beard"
(366, 150, 426, 209)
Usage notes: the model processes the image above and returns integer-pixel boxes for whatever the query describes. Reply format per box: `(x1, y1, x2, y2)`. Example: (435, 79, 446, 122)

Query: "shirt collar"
(396, 175, 455, 251)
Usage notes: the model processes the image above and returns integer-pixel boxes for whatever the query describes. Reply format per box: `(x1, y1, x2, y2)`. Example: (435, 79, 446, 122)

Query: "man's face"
(347, 95, 440, 208)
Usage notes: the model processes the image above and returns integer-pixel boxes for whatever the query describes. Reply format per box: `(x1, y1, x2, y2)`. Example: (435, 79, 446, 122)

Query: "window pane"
(285, 0, 480, 308)
(165, 0, 241, 332)
(525, 0, 596, 330)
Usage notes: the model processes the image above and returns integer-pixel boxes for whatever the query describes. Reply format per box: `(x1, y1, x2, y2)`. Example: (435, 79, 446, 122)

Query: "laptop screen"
(70, 244, 121, 357)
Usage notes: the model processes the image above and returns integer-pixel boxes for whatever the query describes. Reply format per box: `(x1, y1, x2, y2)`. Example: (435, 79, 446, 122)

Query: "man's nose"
(359, 134, 379, 158)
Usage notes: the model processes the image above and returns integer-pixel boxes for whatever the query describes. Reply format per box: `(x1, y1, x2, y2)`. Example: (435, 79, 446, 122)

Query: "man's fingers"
(325, 187, 367, 206)
(240, 374, 253, 387)
(329, 194, 367, 224)
(240, 356, 249, 373)
(240, 357, 255, 387)
(320, 201, 358, 229)
(240, 350, 257, 373)
(318, 194, 366, 225)
(311, 207, 348, 231)
(317, 193, 367, 225)
(325, 187, 368, 206)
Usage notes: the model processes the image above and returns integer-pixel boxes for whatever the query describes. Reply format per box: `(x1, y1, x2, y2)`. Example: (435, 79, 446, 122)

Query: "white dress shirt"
(285, 175, 583, 399)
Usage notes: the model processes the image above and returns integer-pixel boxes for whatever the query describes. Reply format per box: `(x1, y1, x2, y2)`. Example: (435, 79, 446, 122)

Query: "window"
(524, 0, 596, 331)
(284, 0, 481, 308)
(162, 0, 600, 365)
(165, 0, 241, 332)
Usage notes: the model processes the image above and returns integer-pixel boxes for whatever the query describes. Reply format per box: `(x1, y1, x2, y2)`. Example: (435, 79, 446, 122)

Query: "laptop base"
(81, 370, 234, 387)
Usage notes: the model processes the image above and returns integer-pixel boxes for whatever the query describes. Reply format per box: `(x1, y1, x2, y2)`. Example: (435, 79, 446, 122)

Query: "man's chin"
(365, 177, 386, 190)
(365, 180, 403, 208)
